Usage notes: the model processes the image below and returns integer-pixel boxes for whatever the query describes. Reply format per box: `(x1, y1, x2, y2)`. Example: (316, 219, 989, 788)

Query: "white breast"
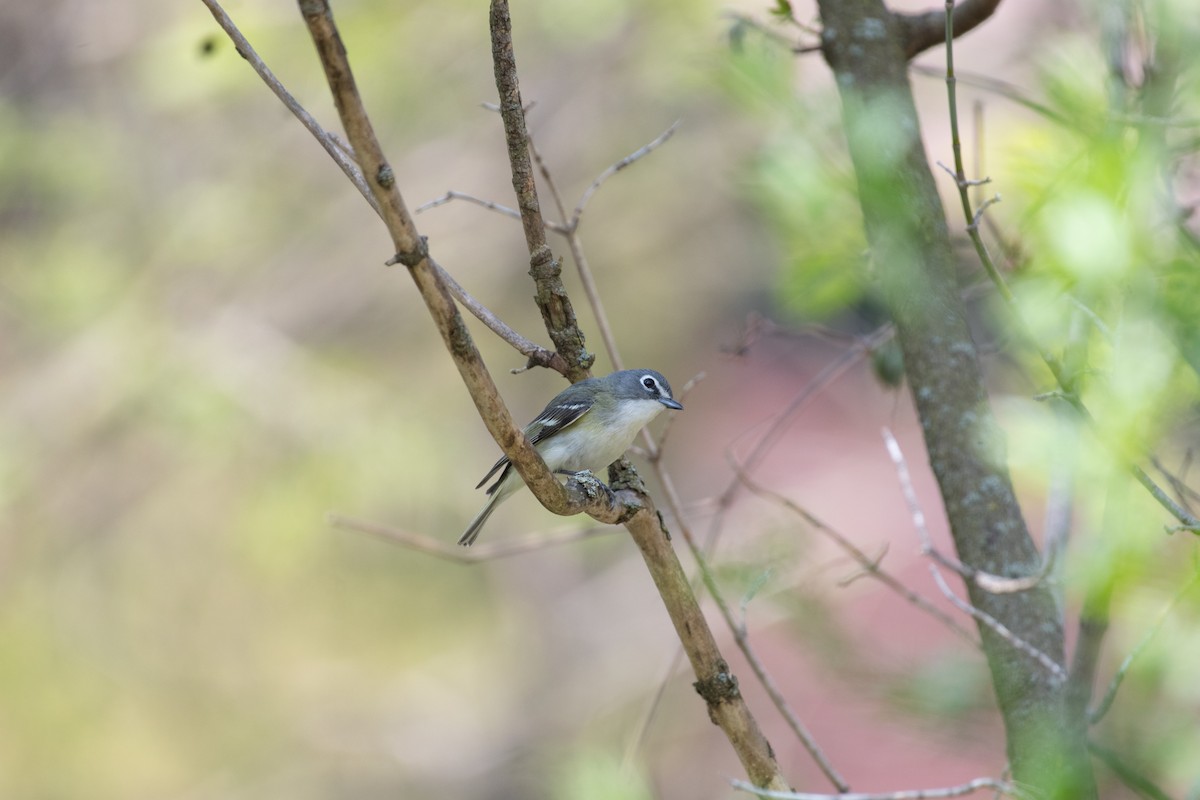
(538, 399, 666, 475)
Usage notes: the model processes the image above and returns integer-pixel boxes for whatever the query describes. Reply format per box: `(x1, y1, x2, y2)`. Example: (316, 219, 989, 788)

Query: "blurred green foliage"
(5, 0, 1200, 797)
(725, 0, 1200, 793)
(0, 0, 766, 797)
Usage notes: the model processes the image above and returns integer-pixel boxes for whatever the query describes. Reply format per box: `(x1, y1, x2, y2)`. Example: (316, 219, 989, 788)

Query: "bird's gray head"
(609, 369, 684, 410)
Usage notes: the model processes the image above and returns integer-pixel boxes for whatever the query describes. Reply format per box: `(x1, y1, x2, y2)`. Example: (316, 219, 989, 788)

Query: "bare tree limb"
(571, 121, 680, 226)
(526, 135, 626, 371)
(490, 0, 592, 379)
(292, 0, 622, 528)
(731, 775, 1029, 800)
(732, 461, 979, 646)
(1086, 741, 1174, 800)
(198, 0, 565, 374)
(816, 3, 1080, 786)
(328, 513, 618, 561)
(1089, 566, 1200, 724)
(896, 0, 1006, 59)
(935, 0, 1200, 536)
(485, 1, 790, 788)
(883, 430, 1068, 684)
(608, 466, 793, 793)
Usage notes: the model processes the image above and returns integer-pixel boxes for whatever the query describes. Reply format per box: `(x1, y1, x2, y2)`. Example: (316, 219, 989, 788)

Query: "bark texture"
(815, 2, 1095, 794)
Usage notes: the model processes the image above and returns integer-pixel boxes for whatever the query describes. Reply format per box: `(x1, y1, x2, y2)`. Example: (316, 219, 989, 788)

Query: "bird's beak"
(659, 398, 684, 410)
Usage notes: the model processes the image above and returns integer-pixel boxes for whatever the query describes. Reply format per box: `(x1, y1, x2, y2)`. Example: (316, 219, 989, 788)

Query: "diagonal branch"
(209, 1, 791, 790)
(816, 1, 1084, 788)
(490, 0, 592, 379)
(292, 0, 614, 526)
(486, 1, 789, 790)
(731, 775, 1029, 800)
(198, 0, 564, 374)
(896, 0, 1006, 59)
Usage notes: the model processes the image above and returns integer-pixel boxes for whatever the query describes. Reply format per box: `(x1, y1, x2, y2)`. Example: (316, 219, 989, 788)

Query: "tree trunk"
(814, 1, 1095, 794)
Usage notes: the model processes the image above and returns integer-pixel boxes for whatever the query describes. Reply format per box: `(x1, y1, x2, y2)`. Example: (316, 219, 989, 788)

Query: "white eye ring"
(641, 376, 657, 391)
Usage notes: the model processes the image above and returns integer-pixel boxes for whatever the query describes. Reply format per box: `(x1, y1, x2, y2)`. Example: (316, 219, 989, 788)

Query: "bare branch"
(199, 0, 372, 210)
(430, 258, 569, 374)
(896, 0, 1006, 60)
(911, 64, 1069, 126)
(292, 0, 615, 526)
(609, 464, 792, 793)
(417, 190, 571, 235)
(572, 121, 680, 225)
(967, 195, 1001, 232)
(731, 775, 1029, 800)
(330, 512, 618, 561)
(1086, 741, 1174, 800)
(490, 0, 592, 378)
(732, 461, 979, 646)
(882, 430, 1068, 684)
(660, 495, 850, 792)
(927, 566, 1067, 684)
(1089, 567, 1200, 724)
(526, 134, 626, 370)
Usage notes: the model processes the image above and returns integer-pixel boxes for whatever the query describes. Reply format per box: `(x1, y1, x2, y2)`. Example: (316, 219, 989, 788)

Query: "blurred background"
(3, 0, 1198, 797)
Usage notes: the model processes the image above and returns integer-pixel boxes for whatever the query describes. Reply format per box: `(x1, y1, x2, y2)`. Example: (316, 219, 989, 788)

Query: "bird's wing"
(473, 398, 595, 491)
(527, 399, 593, 446)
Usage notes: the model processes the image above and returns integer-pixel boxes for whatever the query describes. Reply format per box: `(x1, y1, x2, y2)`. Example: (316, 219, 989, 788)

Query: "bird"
(458, 369, 684, 546)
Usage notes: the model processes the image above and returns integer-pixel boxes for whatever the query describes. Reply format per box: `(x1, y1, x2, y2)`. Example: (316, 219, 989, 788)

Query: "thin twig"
(293, 0, 629, 527)
(629, 324, 890, 768)
(731, 462, 979, 646)
(883, 430, 1068, 684)
(199, 0, 373, 210)
(200, 0, 565, 374)
(937, 0, 1200, 535)
(431, 258, 569, 373)
(526, 134, 625, 370)
(416, 190, 569, 234)
(968, 195, 1002, 232)
(655, 372, 704, 451)
(1087, 741, 1174, 800)
(490, 0, 592, 379)
(572, 121, 680, 225)
(1066, 297, 1115, 343)
(912, 63, 1068, 126)
(929, 567, 1066, 684)
(1089, 567, 1200, 724)
(330, 513, 618, 561)
(731, 776, 1029, 800)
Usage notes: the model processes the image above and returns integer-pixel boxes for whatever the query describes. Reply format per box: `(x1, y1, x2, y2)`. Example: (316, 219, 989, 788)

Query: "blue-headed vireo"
(458, 369, 684, 546)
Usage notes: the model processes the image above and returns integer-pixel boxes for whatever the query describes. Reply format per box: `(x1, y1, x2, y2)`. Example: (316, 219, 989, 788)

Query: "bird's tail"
(458, 491, 502, 547)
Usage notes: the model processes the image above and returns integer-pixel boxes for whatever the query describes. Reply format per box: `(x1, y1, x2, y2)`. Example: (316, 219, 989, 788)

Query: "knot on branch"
(566, 470, 615, 508)
(297, 0, 326, 18)
(375, 163, 395, 189)
(693, 662, 741, 718)
(608, 459, 646, 495)
(527, 245, 559, 278)
(387, 235, 429, 269)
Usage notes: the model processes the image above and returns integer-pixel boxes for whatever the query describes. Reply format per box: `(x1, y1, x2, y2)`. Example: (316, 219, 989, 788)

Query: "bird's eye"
(642, 376, 657, 391)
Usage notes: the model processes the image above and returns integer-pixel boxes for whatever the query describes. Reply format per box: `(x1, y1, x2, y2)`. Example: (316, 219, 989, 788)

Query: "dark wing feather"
(527, 400, 593, 446)
(474, 453, 512, 491)
(473, 392, 595, 492)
